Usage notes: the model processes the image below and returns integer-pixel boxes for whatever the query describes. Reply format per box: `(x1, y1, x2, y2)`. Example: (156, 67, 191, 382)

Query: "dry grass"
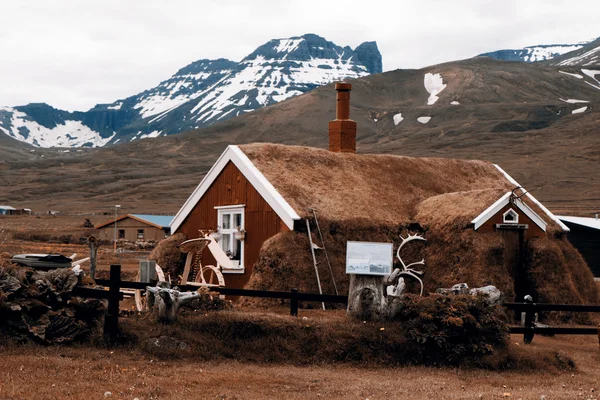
(240, 143, 514, 224)
(0, 326, 598, 400)
(246, 217, 598, 317)
(148, 232, 188, 278)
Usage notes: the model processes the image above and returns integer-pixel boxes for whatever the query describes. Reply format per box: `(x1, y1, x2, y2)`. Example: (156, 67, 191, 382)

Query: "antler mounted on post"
(385, 233, 426, 296)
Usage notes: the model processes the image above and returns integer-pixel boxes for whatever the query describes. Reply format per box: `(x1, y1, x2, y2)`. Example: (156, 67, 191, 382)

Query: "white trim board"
(214, 204, 245, 210)
(557, 215, 600, 231)
(493, 164, 569, 232)
(471, 191, 547, 232)
(170, 145, 301, 233)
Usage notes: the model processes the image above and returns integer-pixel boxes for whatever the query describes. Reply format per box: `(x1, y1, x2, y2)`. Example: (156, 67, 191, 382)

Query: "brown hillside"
(0, 57, 598, 215)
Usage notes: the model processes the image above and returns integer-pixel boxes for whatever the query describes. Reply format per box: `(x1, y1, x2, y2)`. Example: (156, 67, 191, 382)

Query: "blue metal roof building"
(131, 214, 174, 228)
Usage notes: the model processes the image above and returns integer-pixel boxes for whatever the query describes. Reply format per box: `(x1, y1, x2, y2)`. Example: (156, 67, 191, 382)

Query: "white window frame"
(216, 205, 245, 273)
(503, 208, 519, 224)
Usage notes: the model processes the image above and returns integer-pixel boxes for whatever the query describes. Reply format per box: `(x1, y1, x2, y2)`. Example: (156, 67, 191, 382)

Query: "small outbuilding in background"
(95, 214, 173, 242)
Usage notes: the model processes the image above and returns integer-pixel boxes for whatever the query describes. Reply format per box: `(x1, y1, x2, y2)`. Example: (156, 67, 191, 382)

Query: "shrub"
(394, 294, 509, 365)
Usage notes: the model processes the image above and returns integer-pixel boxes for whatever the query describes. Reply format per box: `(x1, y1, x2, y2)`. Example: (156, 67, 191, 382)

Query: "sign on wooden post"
(345, 241, 393, 276)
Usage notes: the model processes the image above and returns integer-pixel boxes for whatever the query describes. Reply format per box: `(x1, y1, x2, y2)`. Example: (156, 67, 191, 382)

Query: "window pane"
(222, 214, 231, 229)
(232, 239, 242, 260)
(234, 213, 242, 229)
(221, 233, 232, 255)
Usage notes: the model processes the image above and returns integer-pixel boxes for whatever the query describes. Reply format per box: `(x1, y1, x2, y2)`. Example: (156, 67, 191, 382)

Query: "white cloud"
(0, 0, 598, 111)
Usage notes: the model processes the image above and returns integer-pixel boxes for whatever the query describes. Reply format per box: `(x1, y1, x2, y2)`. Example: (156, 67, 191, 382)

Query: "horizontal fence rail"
(509, 326, 599, 335)
(504, 303, 600, 313)
(94, 275, 348, 318)
(504, 301, 600, 344)
(95, 279, 348, 303)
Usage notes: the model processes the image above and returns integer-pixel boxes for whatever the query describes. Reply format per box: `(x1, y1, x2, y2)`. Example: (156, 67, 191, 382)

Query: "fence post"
(290, 288, 299, 317)
(523, 296, 535, 344)
(103, 264, 121, 342)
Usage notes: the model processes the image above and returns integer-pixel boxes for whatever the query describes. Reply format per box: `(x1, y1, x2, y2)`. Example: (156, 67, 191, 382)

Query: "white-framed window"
(503, 208, 519, 224)
(216, 205, 245, 270)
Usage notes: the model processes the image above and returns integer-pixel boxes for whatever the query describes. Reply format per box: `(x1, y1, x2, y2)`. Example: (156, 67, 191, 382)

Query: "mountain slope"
(546, 37, 600, 67)
(479, 39, 595, 63)
(1, 57, 598, 216)
(0, 34, 382, 148)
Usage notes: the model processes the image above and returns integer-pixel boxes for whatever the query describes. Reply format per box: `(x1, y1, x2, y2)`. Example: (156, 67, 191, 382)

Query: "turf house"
(168, 83, 598, 305)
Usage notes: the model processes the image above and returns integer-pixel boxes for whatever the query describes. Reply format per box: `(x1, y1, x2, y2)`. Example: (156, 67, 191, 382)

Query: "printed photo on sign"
(346, 241, 393, 276)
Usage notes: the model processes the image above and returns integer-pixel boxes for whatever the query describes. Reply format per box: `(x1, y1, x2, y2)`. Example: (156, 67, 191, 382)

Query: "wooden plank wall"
(178, 161, 289, 289)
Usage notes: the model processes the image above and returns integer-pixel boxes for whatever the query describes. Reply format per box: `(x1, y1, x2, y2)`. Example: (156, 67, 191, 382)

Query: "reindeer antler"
(394, 233, 427, 296)
(396, 233, 426, 269)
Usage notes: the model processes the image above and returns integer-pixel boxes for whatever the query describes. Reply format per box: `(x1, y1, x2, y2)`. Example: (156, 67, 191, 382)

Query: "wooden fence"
(504, 302, 600, 343)
(90, 265, 348, 340)
(76, 265, 600, 344)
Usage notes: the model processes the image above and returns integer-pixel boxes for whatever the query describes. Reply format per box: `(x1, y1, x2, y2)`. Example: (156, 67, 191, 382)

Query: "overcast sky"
(1, 0, 597, 111)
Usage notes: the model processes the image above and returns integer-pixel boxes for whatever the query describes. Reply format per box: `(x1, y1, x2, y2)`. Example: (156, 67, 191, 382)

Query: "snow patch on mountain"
(424, 73, 446, 105)
(0, 107, 113, 147)
(572, 106, 588, 114)
(417, 116, 431, 124)
(559, 71, 583, 79)
(190, 55, 367, 123)
(581, 69, 600, 83)
(560, 98, 589, 104)
(393, 113, 404, 125)
(139, 130, 162, 139)
(274, 38, 303, 55)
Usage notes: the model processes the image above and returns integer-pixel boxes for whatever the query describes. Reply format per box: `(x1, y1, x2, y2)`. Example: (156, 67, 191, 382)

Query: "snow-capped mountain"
(479, 39, 596, 63)
(0, 34, 382, 148)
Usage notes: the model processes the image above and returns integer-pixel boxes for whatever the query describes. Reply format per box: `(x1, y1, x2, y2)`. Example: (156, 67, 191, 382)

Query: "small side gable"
(471, 192, 547, 232)
(493, 164, 569, 232)
(170, 145, 300, 233)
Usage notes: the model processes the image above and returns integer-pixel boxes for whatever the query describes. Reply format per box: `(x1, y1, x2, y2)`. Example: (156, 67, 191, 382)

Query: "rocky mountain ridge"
(0, 34, 381, 148)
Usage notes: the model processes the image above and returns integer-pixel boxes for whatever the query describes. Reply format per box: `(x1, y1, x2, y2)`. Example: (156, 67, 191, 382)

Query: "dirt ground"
(0, 214, 151, 280)
(0, 335, 598, 400)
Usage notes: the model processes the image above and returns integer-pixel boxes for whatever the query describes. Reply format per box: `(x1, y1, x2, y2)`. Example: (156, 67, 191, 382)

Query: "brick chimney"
(329, 82, 356, 153)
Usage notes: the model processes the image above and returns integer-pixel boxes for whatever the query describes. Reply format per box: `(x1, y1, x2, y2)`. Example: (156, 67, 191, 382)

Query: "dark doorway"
(498, 225, 531, 302)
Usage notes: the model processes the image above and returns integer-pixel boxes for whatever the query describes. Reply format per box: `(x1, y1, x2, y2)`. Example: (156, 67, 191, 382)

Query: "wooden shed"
(95, 214, 173, 242)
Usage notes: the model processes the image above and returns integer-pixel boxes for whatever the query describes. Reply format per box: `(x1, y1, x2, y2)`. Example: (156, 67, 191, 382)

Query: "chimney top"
(328, 82, 356, 153)
(335, 82, 352, 91)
